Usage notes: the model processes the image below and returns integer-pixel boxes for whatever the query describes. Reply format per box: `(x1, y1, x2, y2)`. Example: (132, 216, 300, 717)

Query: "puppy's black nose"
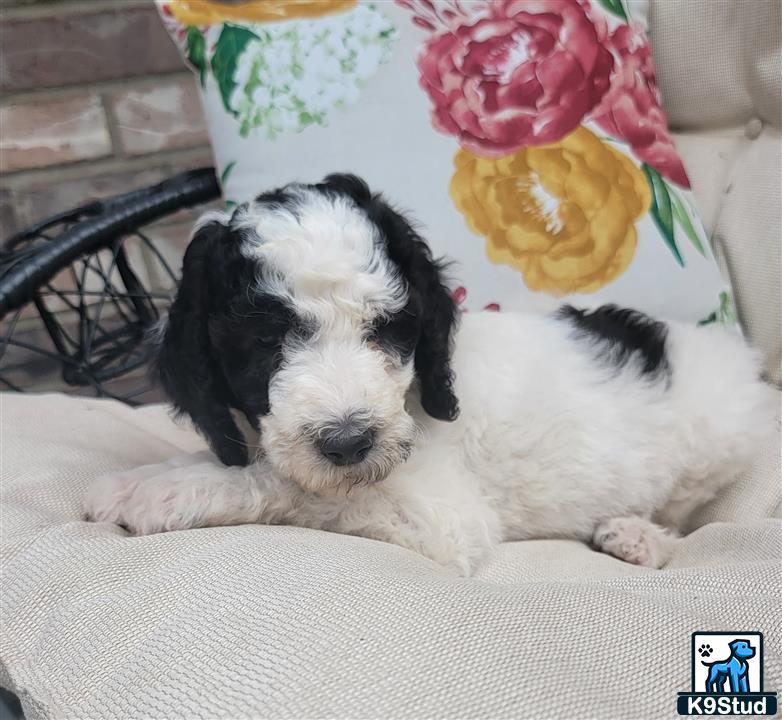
(319, 429, 374, 466)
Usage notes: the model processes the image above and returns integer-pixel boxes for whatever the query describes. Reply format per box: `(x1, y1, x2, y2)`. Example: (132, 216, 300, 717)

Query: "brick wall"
(0, 0, 215, 239)
(0, 0, 218, 399)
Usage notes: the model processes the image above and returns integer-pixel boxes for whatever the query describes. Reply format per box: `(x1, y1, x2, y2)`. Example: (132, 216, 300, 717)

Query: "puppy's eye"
(255, 327, 286, 347)
(372, 308, 419, 358)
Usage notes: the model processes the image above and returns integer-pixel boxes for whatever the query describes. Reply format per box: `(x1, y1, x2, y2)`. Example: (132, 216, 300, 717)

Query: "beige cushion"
(651, 0, 782, 383)
(1, 392, 780, 719)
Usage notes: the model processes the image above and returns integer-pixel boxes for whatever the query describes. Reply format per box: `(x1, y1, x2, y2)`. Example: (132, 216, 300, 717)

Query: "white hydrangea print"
(228, 4, 395, 138)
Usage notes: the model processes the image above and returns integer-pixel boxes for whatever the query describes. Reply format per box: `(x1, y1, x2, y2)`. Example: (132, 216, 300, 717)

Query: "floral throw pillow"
(158, 0, 735, 325)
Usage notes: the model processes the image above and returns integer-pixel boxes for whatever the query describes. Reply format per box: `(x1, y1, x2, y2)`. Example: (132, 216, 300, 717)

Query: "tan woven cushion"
(1, 392, 780, 719)
(652, 0, 782, 383)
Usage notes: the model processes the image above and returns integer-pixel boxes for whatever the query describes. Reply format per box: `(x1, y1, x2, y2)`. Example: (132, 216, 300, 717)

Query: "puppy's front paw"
(592, 516, 677, 568)
(83, 468, 148, 528)
(84, 473, 182, 536)
(83, 454, 222, 535)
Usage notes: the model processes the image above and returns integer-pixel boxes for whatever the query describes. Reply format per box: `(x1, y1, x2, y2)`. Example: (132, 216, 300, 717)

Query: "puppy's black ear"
(315, 173, 459, 420)
(319, 173, 373, 205)
(371, 201, 459, 422)
(155, 220, 248, 466)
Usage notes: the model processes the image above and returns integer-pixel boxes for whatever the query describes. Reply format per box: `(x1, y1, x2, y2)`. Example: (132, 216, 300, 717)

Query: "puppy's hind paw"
(592, 516, 678, 568)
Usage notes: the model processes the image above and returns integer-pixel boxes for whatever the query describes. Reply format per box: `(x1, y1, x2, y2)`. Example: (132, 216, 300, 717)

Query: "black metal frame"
(0, 168, 221, 403)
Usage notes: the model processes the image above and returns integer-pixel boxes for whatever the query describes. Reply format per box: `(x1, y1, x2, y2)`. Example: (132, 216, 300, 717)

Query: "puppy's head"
(156, 174, 458, 492)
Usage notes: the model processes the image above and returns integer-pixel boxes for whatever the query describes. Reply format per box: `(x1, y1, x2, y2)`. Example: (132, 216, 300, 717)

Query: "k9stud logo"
(677, 632, 777, 715)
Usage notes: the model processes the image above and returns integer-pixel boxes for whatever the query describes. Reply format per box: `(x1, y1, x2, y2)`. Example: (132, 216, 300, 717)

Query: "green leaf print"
(220, 161, 237, 186)
(670, 187, 707, 257)
(642, 163, 684, 267)
(597, 0, 630, 22)
(211, 24, 259, 116)
(185, 26, 207, 88)
(698, 291, 737, 327)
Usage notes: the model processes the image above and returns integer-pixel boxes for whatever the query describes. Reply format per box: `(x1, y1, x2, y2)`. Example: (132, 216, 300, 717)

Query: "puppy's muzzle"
(318, 425, 375, 467)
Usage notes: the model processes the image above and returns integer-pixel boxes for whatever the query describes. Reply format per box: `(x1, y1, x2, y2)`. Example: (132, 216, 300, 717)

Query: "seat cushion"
(650, 0, 782, 383)
(1, 392, 780, 719)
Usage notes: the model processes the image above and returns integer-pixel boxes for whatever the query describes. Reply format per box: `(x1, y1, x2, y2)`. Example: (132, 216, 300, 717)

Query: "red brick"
(0, 189, 16, 239)
(0, 5, 186, 91)
(0, 94, 111, 172)
(7, 166, 173, 231)
(3, 150, 215, 233)
(111, 77, 209, 156)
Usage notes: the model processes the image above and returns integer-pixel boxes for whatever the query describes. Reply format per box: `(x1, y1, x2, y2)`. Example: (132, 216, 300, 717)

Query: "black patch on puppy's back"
(557, 304, 670, 378)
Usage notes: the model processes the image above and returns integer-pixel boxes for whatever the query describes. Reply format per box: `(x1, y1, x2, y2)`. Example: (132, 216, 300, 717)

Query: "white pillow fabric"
(158, 0, 734, 324)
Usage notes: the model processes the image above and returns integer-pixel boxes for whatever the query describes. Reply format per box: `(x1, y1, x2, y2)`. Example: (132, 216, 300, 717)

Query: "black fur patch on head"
(370, 298, 421, 360)
(253, 186, 302, 214)
(315, 173, 460, 421)
(556, 304, 671, 378)
(156, 219, 294, 466)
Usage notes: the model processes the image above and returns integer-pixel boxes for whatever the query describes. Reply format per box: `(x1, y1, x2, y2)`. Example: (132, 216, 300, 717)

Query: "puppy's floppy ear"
(319, 173, 373, 205)
(155, 218, 248, 466)
(316, 173, 459, 420)
(370, 198, 459, 422)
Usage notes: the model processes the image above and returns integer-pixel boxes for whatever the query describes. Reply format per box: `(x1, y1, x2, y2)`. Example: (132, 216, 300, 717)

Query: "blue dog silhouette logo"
(677, 632, 777, 715)
(700, 639, 755, 694)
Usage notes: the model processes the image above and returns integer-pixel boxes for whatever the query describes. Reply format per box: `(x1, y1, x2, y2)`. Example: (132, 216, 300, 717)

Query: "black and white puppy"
(85, 174, 774, 575)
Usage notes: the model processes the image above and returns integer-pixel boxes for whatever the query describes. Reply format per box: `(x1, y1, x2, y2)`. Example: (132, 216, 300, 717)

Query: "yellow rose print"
(450, 127, 652, 294)
(168, 0, 357, 25)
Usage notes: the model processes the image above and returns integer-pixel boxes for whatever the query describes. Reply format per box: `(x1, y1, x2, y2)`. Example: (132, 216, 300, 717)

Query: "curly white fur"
(85, 310, 774, 575)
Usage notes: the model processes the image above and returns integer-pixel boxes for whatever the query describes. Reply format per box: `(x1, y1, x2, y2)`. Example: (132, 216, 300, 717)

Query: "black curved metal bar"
(0, 167, 221, 403)
(0, 167, 220, 316)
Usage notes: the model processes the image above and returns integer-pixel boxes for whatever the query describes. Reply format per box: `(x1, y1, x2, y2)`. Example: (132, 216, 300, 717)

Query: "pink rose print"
(406, 0, 613, 156)
(396, 0, 480, 33)
(453, 286, 500, 312)
(590, 24, 690, 188)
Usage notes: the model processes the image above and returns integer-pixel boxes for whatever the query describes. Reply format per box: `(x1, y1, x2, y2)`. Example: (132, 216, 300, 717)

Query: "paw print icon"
(698, 643, 713, 657)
